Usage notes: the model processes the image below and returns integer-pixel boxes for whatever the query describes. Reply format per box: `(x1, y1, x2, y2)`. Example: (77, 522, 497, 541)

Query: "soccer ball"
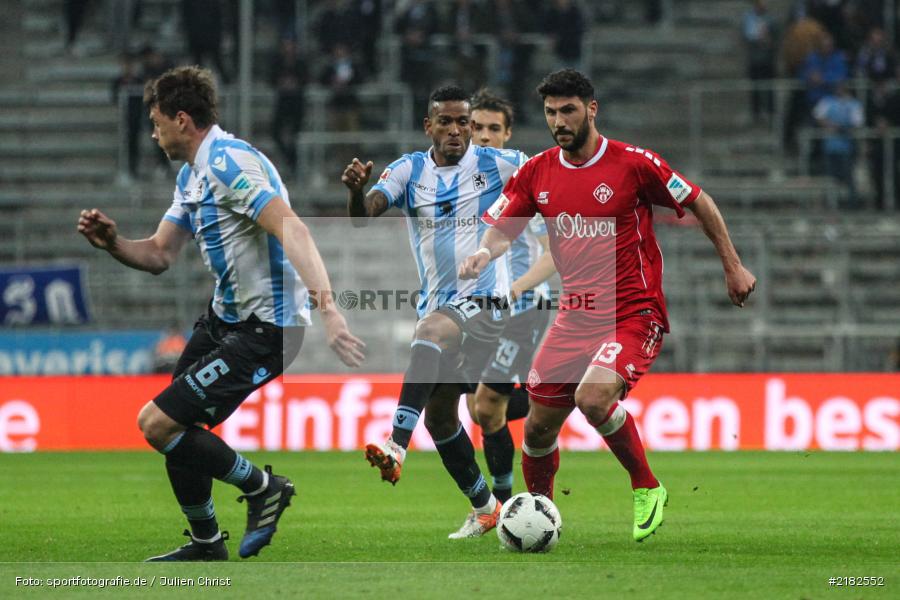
(497, 492, 562, 552)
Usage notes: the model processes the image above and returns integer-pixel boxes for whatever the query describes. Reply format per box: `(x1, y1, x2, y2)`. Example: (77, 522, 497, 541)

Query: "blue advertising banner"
(0, 265, 91, 326)
(0, 330, 160, 375)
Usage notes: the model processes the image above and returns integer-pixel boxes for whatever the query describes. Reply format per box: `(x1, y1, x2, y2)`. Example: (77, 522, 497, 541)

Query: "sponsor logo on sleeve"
(486, 193, 510, 221)
(666, 173, 692, 204)
(378, 167, 392, 183)
(537, 191, 550, 204)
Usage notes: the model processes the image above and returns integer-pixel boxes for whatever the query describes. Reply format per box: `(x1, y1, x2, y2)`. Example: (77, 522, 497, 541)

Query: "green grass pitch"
(0, 451, 897, 599)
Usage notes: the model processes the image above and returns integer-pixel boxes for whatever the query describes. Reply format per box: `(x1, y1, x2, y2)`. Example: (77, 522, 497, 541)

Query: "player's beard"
(555, 114, 590, 153)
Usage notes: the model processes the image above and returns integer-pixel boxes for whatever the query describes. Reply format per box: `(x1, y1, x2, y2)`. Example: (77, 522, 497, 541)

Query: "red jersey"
(485, 136, 700, 332)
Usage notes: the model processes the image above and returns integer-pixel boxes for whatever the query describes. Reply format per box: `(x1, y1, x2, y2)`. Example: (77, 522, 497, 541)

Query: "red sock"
(598, 405, 658, 490)
(521, 444, 560, 500)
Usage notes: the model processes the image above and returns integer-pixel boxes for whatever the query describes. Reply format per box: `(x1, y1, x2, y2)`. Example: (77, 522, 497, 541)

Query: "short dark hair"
(427, 85, 470, 115)
(143, 65, 218, 129)
(470, 88, 514, 129)
(536, 69, 594, 102)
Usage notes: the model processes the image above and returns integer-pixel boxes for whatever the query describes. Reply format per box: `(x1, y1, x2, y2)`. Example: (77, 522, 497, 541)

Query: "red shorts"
(526, 310, 664, 408)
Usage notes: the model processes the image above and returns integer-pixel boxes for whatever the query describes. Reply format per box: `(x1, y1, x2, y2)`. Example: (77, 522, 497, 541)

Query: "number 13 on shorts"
(592, 342, 623, 364)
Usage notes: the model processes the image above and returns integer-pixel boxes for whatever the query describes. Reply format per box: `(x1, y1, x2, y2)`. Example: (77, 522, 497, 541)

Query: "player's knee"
(523, 415, 559, 448)
(474, 388, 506, 433)
(424, 410, 457, 440)
(137, 404, 174, 449)
(574, 384, 620, 428)
(413, 317, 454, 349)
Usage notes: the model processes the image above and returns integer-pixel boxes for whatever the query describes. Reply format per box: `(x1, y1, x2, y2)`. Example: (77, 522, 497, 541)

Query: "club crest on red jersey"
(593, 183, 614, 204)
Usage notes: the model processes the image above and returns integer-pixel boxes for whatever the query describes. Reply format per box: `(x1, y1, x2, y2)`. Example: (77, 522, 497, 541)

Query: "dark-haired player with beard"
(342, 85, 528, 539)
(460, 69, 756, 542)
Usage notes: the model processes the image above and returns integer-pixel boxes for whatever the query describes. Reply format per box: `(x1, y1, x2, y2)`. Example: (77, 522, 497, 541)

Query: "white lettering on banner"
(692, 398, 741, 451)
(0, 340, 151, 375)
(864, 398, 899, 450)
(556, 212, 617, 240)
(816, 397, 861, 450)
(643, 398, 691, 450)
(0, 401, 40, 452)
(216, 378, 898, 452)
(286, 398, 333, 450)
(765, 379, 813, 449)
(335, 381, 370, 450)
(263, 381, 284, 451)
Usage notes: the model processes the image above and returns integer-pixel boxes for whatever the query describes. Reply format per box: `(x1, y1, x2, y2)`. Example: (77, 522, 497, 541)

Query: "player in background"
(78, 66, 364, 561)
(341, 86, 527, 538)
(460, 69, 756, 541)
(468, 89, 556, 504)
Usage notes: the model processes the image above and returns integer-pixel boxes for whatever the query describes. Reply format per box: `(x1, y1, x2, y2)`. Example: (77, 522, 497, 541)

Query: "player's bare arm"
(343, 158, 389, 226)
(687, 191, 757, 307)
(77, 209, 190, 275)
(510, 236, 556, 300)
(459, 227, 514, 280)
(257, 197, 366, 367)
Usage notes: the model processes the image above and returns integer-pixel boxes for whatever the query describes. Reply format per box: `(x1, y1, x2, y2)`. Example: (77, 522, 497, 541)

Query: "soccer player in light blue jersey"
(342, 85, 527, 538)
(467, 90, 557, 505)
(78, 66, 364, 561)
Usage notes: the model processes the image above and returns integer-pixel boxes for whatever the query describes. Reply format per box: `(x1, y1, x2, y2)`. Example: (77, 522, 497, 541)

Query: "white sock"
(475, 495, 498, 515)
(522, 440, 558, 458)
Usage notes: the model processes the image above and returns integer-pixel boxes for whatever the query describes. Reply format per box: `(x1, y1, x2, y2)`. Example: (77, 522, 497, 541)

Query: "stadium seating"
(2, 0, 897, 373)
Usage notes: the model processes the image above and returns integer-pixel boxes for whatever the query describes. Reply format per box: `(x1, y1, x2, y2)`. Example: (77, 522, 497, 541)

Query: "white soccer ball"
(497, 492, 562, 552)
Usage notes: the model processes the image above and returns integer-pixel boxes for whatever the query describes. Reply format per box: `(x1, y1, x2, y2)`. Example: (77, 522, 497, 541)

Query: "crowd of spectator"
(89, 1, 900, 209)
(743, 0, 900, 209)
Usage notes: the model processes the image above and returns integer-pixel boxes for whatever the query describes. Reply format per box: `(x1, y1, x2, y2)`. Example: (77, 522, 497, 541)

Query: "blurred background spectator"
(395, 0, 440, 125)
(181, 0, 231, 83)
(866, 75, 900, 210)
(543, 0, 587, 72)
(63, 0, 91, 56)
(320, 43, 361, 131)
(270, 38, 307, 173)
(813, 80, 864, 207)
(742, 0, 779, 124)
(111, 52, 144, 182)
(855, 27, 898, 83)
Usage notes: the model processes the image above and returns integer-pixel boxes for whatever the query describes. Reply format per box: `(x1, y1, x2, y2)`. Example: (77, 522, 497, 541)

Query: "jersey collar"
(191, 124, 225, 174)
(426, 141, 476, 170)
(558, 135, 608, 169)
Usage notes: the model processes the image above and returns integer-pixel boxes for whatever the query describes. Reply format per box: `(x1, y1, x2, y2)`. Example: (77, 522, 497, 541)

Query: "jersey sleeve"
(482, 157, 537, 240)
(162, 166, 192, 232)
(633, 147, 701, 217)
(494, 148, 529, 185)
(206, 147, 280, 220)
(371, 156, 413, 208)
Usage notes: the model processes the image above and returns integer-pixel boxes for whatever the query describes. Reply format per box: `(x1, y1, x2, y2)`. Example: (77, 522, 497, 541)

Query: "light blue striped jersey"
(506, 215, 550, 313)
(163, 125, 311, 327)
(373, 143, 526, 317)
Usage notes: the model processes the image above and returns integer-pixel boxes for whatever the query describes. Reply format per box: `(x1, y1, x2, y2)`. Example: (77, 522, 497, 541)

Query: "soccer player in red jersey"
(459, 69, 756, 541)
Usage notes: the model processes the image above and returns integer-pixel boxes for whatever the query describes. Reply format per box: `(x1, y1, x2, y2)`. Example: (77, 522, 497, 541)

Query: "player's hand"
(321, 308, 366, 367)
(458, 249, 491, 280)
(725, 264, 756, 308)
(77, 209, 118, 250)
(341, 158, 374, 193)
